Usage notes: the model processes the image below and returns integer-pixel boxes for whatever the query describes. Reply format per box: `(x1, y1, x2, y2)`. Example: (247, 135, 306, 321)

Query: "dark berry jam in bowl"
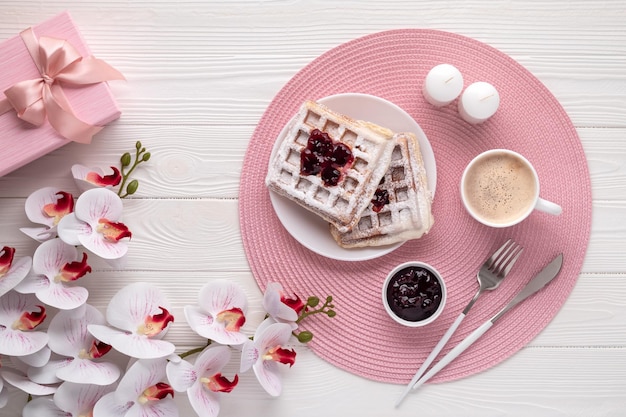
(382, 262, 446, 327)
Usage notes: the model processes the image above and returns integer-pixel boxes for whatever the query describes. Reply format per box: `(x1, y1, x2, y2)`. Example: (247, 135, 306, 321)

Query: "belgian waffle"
(329, 132, 434, 248)
(266, 100, 396, 233)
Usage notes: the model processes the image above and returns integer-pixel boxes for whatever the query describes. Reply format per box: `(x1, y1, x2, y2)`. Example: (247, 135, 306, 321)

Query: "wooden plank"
(56, 270, 626, 349)
(1, 198, 625, 272)
(0, 3, 623, 128)
(1, 345, 624, 417)
(1, 127, 625, 200)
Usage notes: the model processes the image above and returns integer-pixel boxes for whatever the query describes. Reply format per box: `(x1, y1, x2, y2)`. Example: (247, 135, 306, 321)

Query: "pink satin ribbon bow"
(0, 27, 125, 143)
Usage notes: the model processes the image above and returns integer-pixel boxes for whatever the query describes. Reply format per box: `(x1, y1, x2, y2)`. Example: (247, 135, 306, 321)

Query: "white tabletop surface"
(1, 1, 625, 416)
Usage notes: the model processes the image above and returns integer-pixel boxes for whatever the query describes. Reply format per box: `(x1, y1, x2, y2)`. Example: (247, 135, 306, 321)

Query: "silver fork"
(395, 239, 523, 407)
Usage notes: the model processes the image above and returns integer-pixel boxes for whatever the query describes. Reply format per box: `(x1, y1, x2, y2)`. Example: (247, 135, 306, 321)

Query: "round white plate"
(268, 93, 437, 261)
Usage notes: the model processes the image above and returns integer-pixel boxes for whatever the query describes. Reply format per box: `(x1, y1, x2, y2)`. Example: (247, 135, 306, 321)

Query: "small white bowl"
(382, 261, 446, 327)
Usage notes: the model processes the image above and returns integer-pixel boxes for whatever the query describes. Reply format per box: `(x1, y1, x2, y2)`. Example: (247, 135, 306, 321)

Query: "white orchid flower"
(184, 280, 249, 346)
(93, 358, 178, 417)
(14, 238, 91, 310)
(166, 345, 238, 417)
(20, 187, 74, 242)
(88, 282, 175, 359)
(28, 304, 120, 386)
(262, 282, 306, 330)
(0, 291, 48, 357)
(71, 164, 122, 192)
(57, 187, 131, 260)
(0, 246, 31, 298)
(240, 318, 296, 397)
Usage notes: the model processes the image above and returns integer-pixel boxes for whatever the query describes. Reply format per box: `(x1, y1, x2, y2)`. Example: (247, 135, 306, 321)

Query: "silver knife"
(401, 253, 564, 398)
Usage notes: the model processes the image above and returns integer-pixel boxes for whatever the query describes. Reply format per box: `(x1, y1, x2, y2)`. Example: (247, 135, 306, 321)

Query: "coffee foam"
(463, 152, 537, 224)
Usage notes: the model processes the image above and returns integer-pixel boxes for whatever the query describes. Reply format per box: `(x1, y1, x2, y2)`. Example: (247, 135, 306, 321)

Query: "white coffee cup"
(460, 149, 562, 228)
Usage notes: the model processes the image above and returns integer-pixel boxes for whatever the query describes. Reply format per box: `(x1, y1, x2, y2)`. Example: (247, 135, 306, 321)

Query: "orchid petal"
(108, 332, 176, 359)
(32, 239, 78, 277)
(254, 316, 275, 335)
(165, 358, 196, 392)
(90, 322, 175, 359)
(22, 397, 64, 417)
(188, 382, 221, 417)
(36, 283, 89, 310)
(72, 164, 121, 191)
(92, 391, 132, 417)
(117, 358, 168, 400)
(49, 304, 105, 356)
(106, 282, 171, 333)
(72, 164, 101, 192)
(1, 369, 57, 395)
(74, 178, 99, 193)
(240, 340, 258, 373)
(74, 188, 124, 225)
(0, 327, 49, 356)
(27, 358, 69, 384)
(263, 282, 298, 322)
(56, 358, 120, 386)
(19, 226, 57, 242)
(87, 324, 126, 345)
(167, 352, 182, 364)
(79, 232, 129, 260)
(54, 382, 114, 416)
(127, 398, 179, 417)
(183, 305, 213, 333)
(57, 214, 87, 246)
(0, 256, 32, 297)
(253, 360, 282, 397)
(0, 386, 8, 408)
(8, 355, 30, 373)
(184, 306, 248, 346)
(24, 187, 65, 226)
(255, 321, 293, 352)
(13, 273, 49, 295)
(198, 280, 248, 315)
(195, 345, 232, 378)
(17, 345, 51, 367)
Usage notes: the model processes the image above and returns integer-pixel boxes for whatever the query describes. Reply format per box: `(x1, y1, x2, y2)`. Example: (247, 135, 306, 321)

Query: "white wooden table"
(1, 1, 625, 416)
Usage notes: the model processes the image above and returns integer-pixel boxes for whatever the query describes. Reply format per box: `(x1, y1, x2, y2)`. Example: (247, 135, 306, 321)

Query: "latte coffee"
(462, 151, 538, 225)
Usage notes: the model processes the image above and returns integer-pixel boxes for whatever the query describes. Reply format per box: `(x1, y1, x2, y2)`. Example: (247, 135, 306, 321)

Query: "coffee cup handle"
(535, 197, 562, 216)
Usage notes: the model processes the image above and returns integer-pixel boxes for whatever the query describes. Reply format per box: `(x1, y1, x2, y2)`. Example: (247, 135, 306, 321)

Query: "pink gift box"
(0, 11, 121, 177)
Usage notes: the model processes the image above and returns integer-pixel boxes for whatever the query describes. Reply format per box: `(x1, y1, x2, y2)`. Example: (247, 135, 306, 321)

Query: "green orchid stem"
(296, 296, 334, 324)
(179, 340, 212, 359)
(118, 143, 148, 198)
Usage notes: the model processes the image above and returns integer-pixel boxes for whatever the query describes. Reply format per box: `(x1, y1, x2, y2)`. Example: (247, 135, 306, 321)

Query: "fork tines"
(487, 239, 524, 278)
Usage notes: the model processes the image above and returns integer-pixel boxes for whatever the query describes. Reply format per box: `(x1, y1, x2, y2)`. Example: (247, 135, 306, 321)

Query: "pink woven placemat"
(239, 29, 591, 384)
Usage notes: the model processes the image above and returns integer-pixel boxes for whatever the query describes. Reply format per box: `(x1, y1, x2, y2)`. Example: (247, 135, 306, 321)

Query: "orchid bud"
(136, 140, 142, 150)
(296, 331, 313, 343)
(142, 152, 151, 162)
(327, 310, 336, 318)
(126, 180, 139, 195)
(306, 296, 320, 307)
(121, 152, 132, 167)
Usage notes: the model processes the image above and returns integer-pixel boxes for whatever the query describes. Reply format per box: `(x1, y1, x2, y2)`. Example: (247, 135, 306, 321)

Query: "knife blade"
(404, 253, 563, 396)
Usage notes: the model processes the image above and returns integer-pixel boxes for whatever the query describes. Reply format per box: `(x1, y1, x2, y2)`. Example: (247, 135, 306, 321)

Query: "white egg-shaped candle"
(458, 81, 500, 124)
(422, 64, 464, 106)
